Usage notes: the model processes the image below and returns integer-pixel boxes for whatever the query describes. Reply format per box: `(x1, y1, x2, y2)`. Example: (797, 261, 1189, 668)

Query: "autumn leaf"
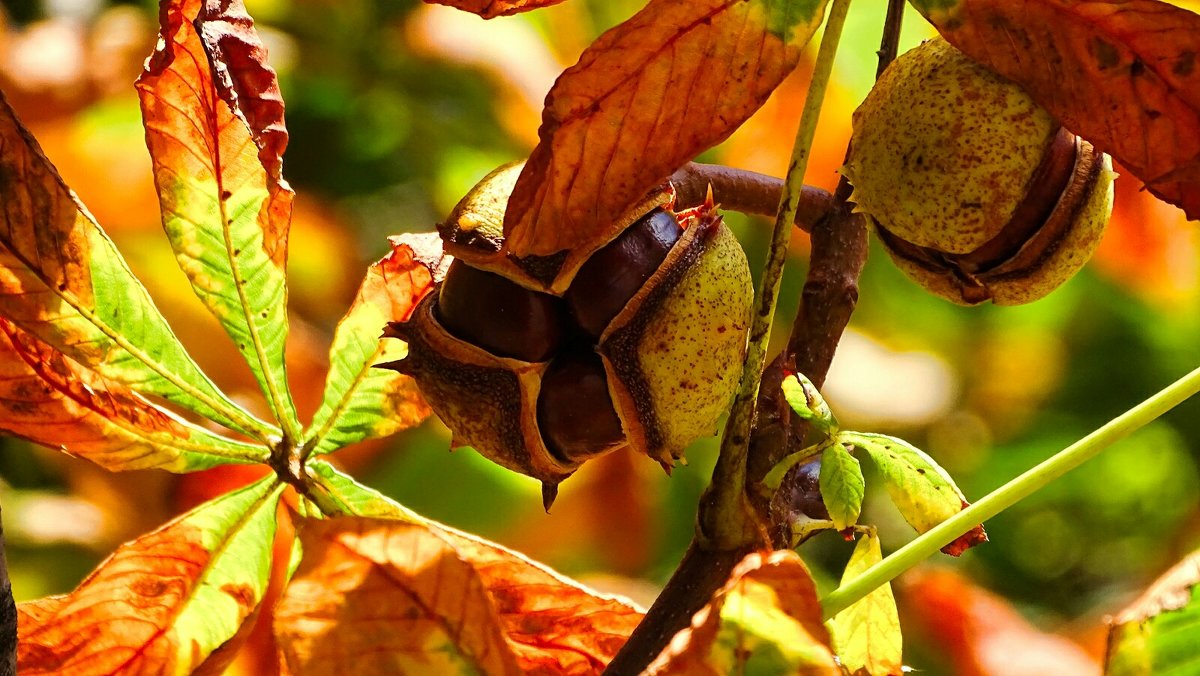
(501, 0, 831, 286)
(646, 550, 839, 675)
(900, 569, 1100, 676)
(909, 0, 1200, 221)
(0, 91, 270, 439)
(137, 0, 301, 434)
(18, 476, 285, 675)
(818, 441, 864, 531)
(0, 318, 266, 471)
(423, 0, 569, 19)
(275, 515, 645, 675)
(844, 431, 987, 556)
(828, 532, 903, 676)
(303, 234, 442, 455)
(1106, 549, 1200, 675)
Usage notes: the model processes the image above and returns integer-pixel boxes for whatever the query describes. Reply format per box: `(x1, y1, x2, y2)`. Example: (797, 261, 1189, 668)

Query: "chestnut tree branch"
(605, 5, 904, 672)
(669, 163, 835, 232)
(0, 508, 15, 676)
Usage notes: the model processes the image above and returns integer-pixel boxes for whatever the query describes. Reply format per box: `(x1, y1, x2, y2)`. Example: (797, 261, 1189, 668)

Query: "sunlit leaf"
(306, 459, 424, 521)
(901, 569, 1100, 676)
(819, 441, 863, 531)
(1106, 549, 1200, 676)
(275, 516, 644, 675)
(0, 318, 266, 471)
(17, 476, 285, 675)
(423, 0, 569, 19)
(0, 91, 268, 438)
(828, 532, 902, 676)
(502, 0, 831, 285)
(909, 0, 1200, 220)
(783, 372, 839, 437)
(305, 234, 441, 455)
(843, 431, 986, 556)
(647, 550, 838, 674)
(137, 0, 300, 432)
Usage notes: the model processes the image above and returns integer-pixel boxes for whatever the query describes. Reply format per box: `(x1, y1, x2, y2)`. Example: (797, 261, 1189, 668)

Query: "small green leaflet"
(782, 372, 838, 436)
(828, 531, 903, 676)
(843, 431, 966, 534)
(307, 460, 423, 522)
(819, 442, 864, 531)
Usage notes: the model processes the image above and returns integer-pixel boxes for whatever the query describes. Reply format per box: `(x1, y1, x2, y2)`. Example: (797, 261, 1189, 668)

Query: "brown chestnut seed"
(436, 259, 568, 362)
(566, 208, 683, 337)
(536, 349, 625, 463)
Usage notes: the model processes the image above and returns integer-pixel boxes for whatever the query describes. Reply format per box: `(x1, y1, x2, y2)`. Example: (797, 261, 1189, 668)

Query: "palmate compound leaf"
(909, 0, 1200, 221)
(828, 532, 903, 676)
(0, 318, 266, 471)
(137, 0, 301, 438)
(423, 0, 570, 19)
(304, 234, 443, 456)
(1106, 549, 1200, 675)
(17, 476, 285, 675)
(0, 91, 271, 439)
(842, 431, 987, 557)
(645, 550, 839, 675)
(500, 0, 831, 286)
(277, 463, 645, 675)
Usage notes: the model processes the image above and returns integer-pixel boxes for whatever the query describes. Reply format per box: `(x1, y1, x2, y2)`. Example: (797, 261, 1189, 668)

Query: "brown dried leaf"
(275, 516, 644, 675)
(502, 0, 830, 283)
(422, 0, 569, 19)
(911, 0, 1200, 220)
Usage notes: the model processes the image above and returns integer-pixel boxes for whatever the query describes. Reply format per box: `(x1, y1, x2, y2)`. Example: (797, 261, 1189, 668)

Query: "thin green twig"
(822, 364, 1200, 619)
(703, 0, 854, 549)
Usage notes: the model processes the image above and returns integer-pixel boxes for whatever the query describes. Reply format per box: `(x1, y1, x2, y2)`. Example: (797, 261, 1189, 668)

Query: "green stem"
(703, 0, 853, 549)
(821, 364, 1200, 619)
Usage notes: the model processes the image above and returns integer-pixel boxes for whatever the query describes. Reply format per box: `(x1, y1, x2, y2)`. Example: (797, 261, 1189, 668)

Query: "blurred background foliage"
(0, 0, 1198, 674)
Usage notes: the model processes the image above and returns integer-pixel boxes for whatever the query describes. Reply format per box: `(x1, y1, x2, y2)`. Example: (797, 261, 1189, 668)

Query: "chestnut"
(436, 259, 567, 363)
(842, 37, 1115, 305)
(383, 170, 753, 489)
(566, 208, 683, 337)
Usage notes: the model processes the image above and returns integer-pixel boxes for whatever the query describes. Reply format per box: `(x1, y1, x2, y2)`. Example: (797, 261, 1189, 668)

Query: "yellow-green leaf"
(828, 532, 903, 676)
(819, 441, 864, 531)
(18, 476, 284, 674)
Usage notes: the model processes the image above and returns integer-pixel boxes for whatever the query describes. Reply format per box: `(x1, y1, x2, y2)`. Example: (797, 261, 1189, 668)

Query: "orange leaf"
(502, 0, 830, 284)
(900, 569, 1100, 676)
(911, 0, 1200, 220)
(647, 550, 838, 674)
(18, 478, 285, 675)
(422, 0, 569, 19)
(275, 516, 644, 675)
(0, 318, 265, 471)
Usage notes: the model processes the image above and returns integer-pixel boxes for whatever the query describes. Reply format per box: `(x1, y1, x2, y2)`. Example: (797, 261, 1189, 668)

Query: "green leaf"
(1107, 549, 1200, 676)
(0, 92, 270, 439)
(843, 431, 975, 538)
(782, 372, 838, 436)
(819, 442, 864, 531)
(17, 476, 285, 673)
(137, 0, 300, 438)
(828, 531, 903, 676)
(307, 460, 422, 521)
(305, 237, 439, 456)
